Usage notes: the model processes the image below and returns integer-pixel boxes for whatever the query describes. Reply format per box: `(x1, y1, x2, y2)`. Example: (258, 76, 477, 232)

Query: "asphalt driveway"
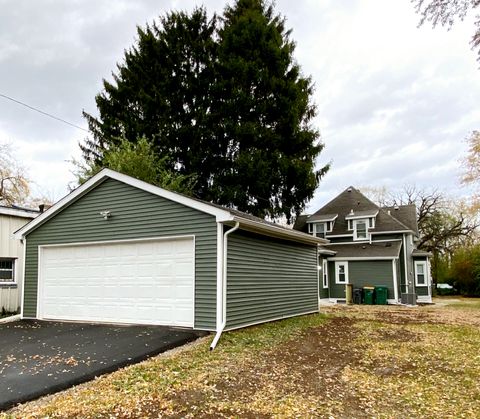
(0, 320, 203, 411)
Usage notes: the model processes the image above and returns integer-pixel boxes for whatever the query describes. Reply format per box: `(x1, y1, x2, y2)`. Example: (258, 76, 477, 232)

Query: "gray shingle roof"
(382, 205, 418, 236)
(306, 213, 338, 222)
(345, 209, 379, 219)
(412, 248, 432, 257)
(294, 187, 417, 236)
(326, 241, 402, 258)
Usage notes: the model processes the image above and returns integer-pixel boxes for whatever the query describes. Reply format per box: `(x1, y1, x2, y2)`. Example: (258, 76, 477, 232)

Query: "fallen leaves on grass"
(5, 300, 480, 418)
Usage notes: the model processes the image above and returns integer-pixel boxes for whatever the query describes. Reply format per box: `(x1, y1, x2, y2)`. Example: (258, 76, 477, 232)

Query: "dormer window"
(306, 214, 337, 238)
(345, 210, 378, 239)
(308, 222, 329, 238)
(316, 223, 325, 238)
(354, 219, 368, 240)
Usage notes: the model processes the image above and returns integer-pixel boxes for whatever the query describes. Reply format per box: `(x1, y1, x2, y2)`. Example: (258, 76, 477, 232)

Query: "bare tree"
(364, 184, 478, 281)
(0, 143, 30, 206)
(413, 0, 480, 61)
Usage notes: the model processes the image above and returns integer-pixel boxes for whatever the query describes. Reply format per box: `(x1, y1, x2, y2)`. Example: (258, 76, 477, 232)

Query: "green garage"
(15, 169, 325, 348)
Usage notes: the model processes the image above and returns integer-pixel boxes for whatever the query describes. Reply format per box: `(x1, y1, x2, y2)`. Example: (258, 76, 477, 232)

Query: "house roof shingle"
(294, 187, 417, 236)
(326, 240, 402, 258)
(382, 205, 418, 236)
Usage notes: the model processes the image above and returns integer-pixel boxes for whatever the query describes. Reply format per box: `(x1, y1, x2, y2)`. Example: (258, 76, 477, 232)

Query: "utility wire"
(0, 92, 89, 133)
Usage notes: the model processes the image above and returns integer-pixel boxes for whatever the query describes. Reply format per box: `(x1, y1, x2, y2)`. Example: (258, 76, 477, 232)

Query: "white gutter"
(0, 207, 38, 219)
(210, 221, 240, 350)
(230, 216, 327, 245)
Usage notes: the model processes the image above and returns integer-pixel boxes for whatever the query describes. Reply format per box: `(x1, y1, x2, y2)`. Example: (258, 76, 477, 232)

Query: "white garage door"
(38, 237, 194, 327)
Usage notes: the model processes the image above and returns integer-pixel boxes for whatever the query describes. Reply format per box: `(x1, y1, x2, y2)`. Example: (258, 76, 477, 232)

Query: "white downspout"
(403, 234, 409, 294)
(210, 221, 240, 350)
(392, 258, 399, 303)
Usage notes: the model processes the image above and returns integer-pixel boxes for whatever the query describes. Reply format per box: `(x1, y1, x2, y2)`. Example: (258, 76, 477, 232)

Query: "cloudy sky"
(0, 0, 479, 211)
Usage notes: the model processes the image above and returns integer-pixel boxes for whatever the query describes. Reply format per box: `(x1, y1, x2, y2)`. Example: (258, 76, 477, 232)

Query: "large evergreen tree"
(82, 7, 218, 192)
(81, 1, 328, 221)
(210, 0, 327, 219)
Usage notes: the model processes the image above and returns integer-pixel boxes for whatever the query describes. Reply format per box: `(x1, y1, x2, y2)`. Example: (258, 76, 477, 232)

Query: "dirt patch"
(373, 327, 420, 342)
(165, 317, 370, 418)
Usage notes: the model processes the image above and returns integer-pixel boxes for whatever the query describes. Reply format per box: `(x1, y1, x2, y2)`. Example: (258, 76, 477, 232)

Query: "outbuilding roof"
(14, 169, 327, 246)
(0, 205, 39, 219)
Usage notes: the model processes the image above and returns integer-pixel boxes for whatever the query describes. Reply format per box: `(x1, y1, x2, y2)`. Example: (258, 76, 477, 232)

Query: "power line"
(0, 92, 89, 133)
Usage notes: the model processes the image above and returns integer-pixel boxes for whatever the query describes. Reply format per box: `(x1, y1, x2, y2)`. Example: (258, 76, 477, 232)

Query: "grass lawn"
(5, 299, 480, 418)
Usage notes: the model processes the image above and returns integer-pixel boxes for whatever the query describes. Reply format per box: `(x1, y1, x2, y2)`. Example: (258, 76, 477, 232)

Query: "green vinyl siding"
(329, 261, 345, 299)
(225, 231, 318, 330)
(23, 178, 217, 330)
(329, 260, 395, 299)
(349, 261, 395, 299)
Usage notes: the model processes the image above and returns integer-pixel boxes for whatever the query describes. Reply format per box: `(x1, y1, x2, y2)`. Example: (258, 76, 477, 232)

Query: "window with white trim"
(354, 219, 368, 240)
(335, 261, 348, 284)
(0, 259, 15, 283)
(315, 223, 325, 238)
(415, 261, 428, 287)
(322, 259, 328, 288)
(348, 220, 353, 230)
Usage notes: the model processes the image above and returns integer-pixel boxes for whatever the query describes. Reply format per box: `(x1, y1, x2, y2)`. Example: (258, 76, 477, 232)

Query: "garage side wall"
(225, 231, 318, 330)
(23, 178, 217, 330)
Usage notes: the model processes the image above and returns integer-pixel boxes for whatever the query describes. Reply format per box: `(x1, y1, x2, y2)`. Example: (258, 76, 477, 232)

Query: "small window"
(348, 220, 353, 230)
(315, 223, 325, 238)
(369, 217, 375, 228)
(322, 260, 328, 288)
(335, 261, 348, 284)
(326, 221, 331, 232)
(0, 259, 15, 283)
(415, 261, 428, 287)
(308, 223, 313, 234)
(354, 220, 368, 240)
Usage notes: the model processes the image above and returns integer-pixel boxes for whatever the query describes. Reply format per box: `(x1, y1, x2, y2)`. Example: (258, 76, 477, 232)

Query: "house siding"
(225, 230, 318, 330)
(329, 260, 395, 299)
(23, 178, 218, 330)
(0, 214, 31, 312)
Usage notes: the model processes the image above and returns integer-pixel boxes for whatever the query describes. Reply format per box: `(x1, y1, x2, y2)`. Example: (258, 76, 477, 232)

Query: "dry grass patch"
(4, 301, 480, 418)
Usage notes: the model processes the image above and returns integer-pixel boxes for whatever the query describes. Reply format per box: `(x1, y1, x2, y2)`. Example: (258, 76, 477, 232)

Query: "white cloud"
(0, 0, 478, 212)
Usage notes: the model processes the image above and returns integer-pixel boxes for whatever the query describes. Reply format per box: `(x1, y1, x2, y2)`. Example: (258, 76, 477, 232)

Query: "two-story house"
(294, 187, 432, 304)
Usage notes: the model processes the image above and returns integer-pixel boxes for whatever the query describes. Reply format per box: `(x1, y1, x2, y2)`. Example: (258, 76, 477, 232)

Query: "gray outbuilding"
(14, 169, 326, 347)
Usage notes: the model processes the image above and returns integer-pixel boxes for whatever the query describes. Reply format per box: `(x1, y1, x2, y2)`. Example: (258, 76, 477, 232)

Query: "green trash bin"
(363, 286, 375, 305)
(375, 286, 388, 305)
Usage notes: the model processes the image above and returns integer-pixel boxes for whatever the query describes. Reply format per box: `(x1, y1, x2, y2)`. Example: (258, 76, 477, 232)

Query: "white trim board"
(0, 207, 38, 219)
(326, 239, 402, 246)
(15, 169, 232, 239)
(327, 257, 399, 261)
(14, 168, 324, 246)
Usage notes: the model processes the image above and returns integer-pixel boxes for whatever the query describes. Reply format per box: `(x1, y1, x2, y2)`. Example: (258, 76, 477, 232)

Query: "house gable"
(23, 177, 218, 329)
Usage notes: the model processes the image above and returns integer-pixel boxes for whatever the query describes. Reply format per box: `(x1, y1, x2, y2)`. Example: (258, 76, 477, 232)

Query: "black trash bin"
(353, 288, 362, 304)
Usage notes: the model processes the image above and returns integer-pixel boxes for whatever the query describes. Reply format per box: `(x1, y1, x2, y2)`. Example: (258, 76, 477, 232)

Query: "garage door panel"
(39, 238, 194, 327)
